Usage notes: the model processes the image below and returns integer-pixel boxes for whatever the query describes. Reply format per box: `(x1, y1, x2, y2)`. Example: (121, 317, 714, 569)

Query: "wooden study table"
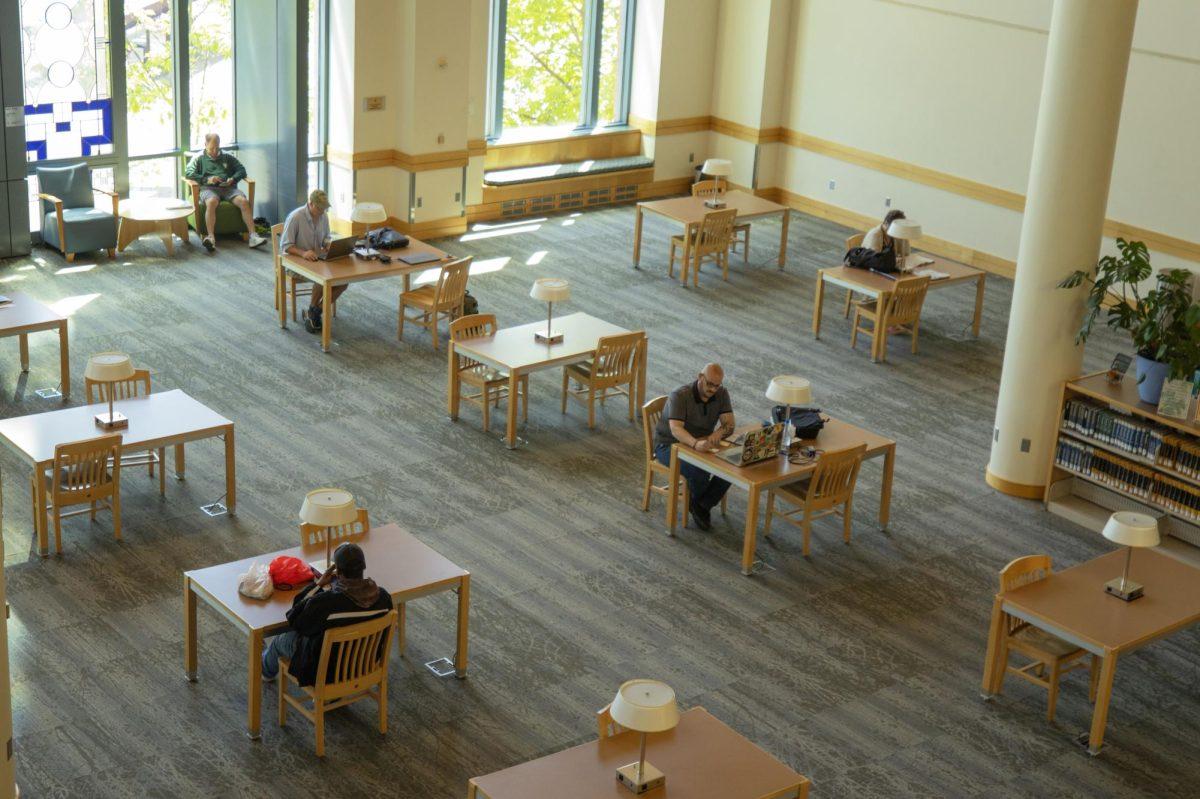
(184, 522, 470, 740)
(667, 418, 896, 575)
(632, 190, 791, 284)
(468, 707, 809, 799)
(280, 237, 452, 352)
(0, 389, 234, 556)
(980, 548, 1200, 755)
(0, 292, 69, 399)
(448, 312, 647, 449)
(813, 254, 986, 360)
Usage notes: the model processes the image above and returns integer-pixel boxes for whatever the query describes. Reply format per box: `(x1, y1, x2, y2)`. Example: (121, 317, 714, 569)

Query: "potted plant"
(1060, 238, 1200, 405)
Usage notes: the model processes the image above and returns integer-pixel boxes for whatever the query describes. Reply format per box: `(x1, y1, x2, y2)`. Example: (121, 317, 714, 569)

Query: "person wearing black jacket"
(261, 542, 393, 686)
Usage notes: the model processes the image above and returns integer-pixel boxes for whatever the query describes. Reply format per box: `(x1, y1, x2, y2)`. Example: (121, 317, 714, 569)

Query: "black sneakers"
(202, 236, 215, 253)
(303, 307, 322, 334)
(690, 501, 713, 531)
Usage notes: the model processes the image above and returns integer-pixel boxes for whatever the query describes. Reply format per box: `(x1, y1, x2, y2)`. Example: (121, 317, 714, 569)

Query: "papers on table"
(912, 267, 949, 280)
(902, 254, 935, 272)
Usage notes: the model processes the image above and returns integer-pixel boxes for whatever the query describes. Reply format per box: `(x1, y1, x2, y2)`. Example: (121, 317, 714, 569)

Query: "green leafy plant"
(1060, 238, 1200, 379)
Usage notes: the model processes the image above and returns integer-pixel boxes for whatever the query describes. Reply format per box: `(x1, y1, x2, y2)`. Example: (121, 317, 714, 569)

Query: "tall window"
(189, 0, 234, 149)
(125, 0, 177, 198)
(305, 0, 327, 194)
(488, 0, 635, 139)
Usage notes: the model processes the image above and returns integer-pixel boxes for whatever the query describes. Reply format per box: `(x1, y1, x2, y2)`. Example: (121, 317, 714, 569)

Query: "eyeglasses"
(699, 375, 722, 391)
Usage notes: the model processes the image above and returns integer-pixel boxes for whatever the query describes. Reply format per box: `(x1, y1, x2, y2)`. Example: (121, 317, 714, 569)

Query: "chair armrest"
(93, 188, 120, 216)
(37, 192, 63, 207)
(182, 178, 200, 215)
(244, 179, 255, 208)
(38, 194, 66, 250)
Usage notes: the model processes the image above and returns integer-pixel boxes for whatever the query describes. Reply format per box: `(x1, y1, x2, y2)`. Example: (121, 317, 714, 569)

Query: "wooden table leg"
(778, 209, 790, 270)
(116, 218, 133, 252)
(632, 206, 643, 268)
(277, 263, 288, 329)
(812, 271, 826, 338)
(636, 337, 647, 414)
(35, 466, 49, 557)
(879, 444, 894, 529)
(455, 574, 470, 678)
(247, 629, 263, 740)
(174, 443, 186, 480)
(172, 217, 189, 247)
(1087, 650, 1118, 755)
(873, 291, 892, 363)
(320, 280, 332, 353)
(18, 333, 28, 372)
(184, 577, 198, 682)
(979, 595, 1006, 697)
(681, 223, 694, 287)
(162, 222, 175, 256)
(397, 602, 407, 655)
(447, 343, 461, 420)
(666, 446, 680, 535)
(505, 370, 519, 449)
(741, 486, 762, 576)
(224, 425, 237, 515)
(972, 273, 986, 337)
(57, 321, 69, 399)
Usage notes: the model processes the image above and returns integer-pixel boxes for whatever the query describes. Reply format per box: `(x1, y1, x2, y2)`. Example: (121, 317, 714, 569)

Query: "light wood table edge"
(0, 315, 70, 400)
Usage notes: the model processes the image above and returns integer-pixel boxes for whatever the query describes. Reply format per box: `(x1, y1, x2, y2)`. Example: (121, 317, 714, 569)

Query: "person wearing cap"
(280, 189, 348, 333)
(260, 542, 393, 686)
(184, 132, 267, 252)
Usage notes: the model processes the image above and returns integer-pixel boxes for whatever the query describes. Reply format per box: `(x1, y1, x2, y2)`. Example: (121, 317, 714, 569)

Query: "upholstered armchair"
(35, 163, 119, 262)
(183, 174, 256, 240)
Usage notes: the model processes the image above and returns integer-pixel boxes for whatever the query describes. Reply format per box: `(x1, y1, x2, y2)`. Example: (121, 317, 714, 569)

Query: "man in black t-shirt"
(654, 363, 736, 531)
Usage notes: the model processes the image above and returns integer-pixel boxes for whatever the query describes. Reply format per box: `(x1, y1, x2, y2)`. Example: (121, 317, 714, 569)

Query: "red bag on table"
(269, 555, 316, 590)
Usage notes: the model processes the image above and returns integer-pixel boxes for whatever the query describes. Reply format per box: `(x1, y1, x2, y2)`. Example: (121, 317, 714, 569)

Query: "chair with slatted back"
(998, 555, 1099, 721)
(278, 609, 398, 757)
(271, 222, 335, 323)
(668, 208, 737, 286)
(85, 368, 166, 495)
(597, 702, 626, 739)
(561, 331, 644, 428)
(640, 396, 726, 525)
(692, 180, 750, 262)
(399, 256, 472, 349)
(851, 275, 931, 363)
(764, 444, 866, 557)
(33, 434, 124, 554)
(449, 314, 528, 433)
(842, 233, 865, 317)
(299, 507, 370, 551)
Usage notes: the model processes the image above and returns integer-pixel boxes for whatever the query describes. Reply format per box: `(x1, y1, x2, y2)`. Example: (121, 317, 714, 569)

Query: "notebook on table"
(901, 254, 935, 272)
(399, 251, 442, 266)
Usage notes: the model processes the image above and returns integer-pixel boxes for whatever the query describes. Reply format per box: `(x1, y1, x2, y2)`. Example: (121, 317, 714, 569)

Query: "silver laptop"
(319, 236, 356, 261)
(719, 423, 784, 466)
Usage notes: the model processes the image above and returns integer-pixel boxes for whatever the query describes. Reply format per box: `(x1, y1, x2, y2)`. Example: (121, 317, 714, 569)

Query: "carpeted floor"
(0, 202, 1195, 798)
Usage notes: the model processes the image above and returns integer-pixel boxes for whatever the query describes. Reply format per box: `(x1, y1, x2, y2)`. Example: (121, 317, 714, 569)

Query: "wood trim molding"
(985, 468, 1045, 499)
(330, 213, 466, 240)
(324, 147, 469, 172)
(467, 138, 487, 157)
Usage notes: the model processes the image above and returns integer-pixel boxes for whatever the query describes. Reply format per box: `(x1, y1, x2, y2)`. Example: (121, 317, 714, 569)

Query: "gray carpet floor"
(0, 203, 1195, 798)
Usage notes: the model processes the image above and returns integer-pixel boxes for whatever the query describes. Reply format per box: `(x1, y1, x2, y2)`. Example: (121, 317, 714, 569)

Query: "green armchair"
(36, 163, 119, 263)
(183, 176, 256, 240)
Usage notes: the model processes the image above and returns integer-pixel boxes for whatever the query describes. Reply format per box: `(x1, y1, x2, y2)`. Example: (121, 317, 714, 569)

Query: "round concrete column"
(986, 0, 1139, 497)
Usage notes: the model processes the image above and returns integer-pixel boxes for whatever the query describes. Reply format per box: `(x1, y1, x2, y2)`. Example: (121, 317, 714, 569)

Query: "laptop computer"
(318, 236, 356, 261)
(399, 251, 442, 266)
(719, 423, 784, 467)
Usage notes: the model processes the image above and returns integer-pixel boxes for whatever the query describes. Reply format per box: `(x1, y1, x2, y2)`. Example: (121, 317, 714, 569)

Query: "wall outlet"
(828, 179, 836, 190)
(454, 191, 461, 202)
(688, 152, 694, 163)
(884, 197, 892, 207)
(437, 133, 445, 144)
(364, 96, 385, 112)
(417, 197, 423, 208)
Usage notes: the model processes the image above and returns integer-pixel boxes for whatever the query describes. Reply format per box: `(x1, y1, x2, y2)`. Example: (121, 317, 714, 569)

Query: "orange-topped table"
(0, 291, 69, 399)
(183, 522, 470, 740)
(981, 548, 1200, 754)
(468, 707, 809, 799)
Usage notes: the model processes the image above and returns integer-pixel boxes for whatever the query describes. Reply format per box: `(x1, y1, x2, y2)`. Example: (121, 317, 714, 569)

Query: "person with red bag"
(260, 543, 393, 686)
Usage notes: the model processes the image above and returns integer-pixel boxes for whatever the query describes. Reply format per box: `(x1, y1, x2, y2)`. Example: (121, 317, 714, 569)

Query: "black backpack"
(366, 227, 409, 250)
(771, 406, 826, 439)
(844, 244, 897, 273)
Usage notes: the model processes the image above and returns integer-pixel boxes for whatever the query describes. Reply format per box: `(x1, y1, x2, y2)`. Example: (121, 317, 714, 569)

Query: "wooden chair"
(764, 444, 866, 556)
(692, 180, 750, 261)
(998, 556, 1099, 721)
(597, 702, 626, 739)
(399, 256, 472, 350)
(851, 275, 931, 363)
(32, 434, 123, 554)
(449, 314, 528, 434)
(669, 208, 737, 286)
(561, 331, 643, 428)
(639, 396, 725, 523)
(85, 368, 166, 495)
(842, 233, 865, 317)
(270, 221, 336, 322)
(278, 609, 397, 757)
(300, 508, 370, 551)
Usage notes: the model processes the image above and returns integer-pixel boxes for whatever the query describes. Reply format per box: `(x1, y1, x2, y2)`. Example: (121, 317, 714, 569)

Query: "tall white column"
(986, 0, 1139, 497)
(0, 488, 13, 798)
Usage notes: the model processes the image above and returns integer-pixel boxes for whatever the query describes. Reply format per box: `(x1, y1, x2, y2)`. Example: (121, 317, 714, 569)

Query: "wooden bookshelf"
(1045, 371, 1200, 549)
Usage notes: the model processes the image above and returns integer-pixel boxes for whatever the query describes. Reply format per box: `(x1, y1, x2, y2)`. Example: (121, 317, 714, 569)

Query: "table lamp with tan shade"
(766, 375, 812, 450)
(700, 158, 732, 208)
(300, 488, 357, 570)
(85, 352, 135, 429)
(1102, 511, 1160, 601)
(530, 278, 569, 344)
(352, 201, 388, 256)
(608, 679, 680, 794)
(887, 218, 922, 265)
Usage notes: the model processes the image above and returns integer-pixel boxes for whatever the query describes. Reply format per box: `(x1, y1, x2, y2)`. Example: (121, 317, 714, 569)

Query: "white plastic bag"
(237, 562, 274, 600)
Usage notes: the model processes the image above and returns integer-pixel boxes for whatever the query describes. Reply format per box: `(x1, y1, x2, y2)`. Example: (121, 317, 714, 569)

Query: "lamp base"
(1104, 577, 1144, 601)
(616, 761, 665, 794)
(703, 198, 726, 208)
(94, 411, 128, 430)
(534, 329, 563, 345)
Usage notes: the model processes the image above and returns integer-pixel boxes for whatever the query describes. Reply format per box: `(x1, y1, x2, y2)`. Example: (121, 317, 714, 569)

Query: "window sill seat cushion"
(483, 155, 653, 187)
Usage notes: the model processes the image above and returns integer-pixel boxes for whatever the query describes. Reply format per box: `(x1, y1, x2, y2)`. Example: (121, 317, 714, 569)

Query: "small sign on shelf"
(1156, 378, 1193, 420)
(1106, 353, 1132, 383)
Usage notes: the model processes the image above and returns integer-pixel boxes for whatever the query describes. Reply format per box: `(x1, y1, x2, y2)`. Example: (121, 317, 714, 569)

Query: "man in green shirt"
(185, 132, 266, 252)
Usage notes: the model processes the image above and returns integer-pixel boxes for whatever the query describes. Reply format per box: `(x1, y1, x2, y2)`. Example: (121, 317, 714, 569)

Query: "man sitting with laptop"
(654, 363, 736, 531)
(281, 189, 350, 334)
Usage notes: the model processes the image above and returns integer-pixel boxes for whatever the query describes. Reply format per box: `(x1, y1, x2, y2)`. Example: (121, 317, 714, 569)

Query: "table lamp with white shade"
(766, 375, 812, 450)
(700, 159, 733, 208)
(530, 278, 570, 344)
(1102, 511, 1160, 601)
(85, 352, 136, 429)
(352, 202, 388, 256)
(300, 488, 357, 570)
(886, 218, 922, 266)
(608, 679, 680, 794)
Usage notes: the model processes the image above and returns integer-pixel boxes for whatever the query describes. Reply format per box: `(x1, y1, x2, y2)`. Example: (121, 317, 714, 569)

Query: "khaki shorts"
(198, 185, 247, 205)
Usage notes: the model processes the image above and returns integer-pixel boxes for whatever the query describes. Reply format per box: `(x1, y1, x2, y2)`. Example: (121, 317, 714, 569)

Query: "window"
(189, 0, 234, 149)
(305, 0, 328, 193)
(125, 0, 175, 157)
(488, 0, 635, 139)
